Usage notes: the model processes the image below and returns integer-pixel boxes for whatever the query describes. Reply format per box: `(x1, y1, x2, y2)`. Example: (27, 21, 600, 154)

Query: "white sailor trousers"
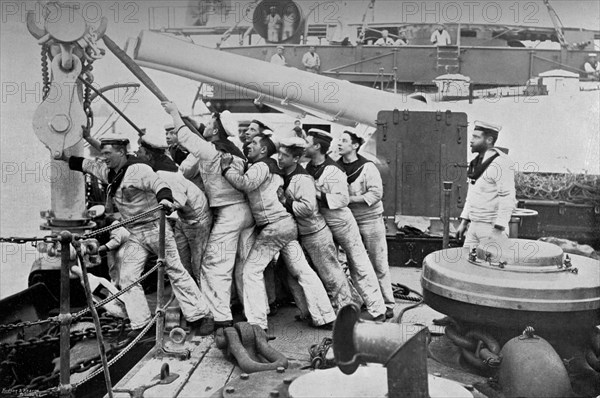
(120, 220, 211, 329)
(174, 214, 213, 284)
(329, 220, 386, 318)
(107, 247, 126, 287)
(280, 240, 336, 326)
(463, 221, 509, 250)
(356, 215, 395, 310)
(300, 226, 356, 311)
(200, 202, 254, 323)
(243, 216, 297, 330)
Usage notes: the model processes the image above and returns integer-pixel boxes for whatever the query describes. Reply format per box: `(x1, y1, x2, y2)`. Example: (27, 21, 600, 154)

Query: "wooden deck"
(109, 267, 481, 398)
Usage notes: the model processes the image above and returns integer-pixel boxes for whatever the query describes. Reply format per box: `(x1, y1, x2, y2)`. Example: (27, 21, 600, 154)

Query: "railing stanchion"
(58, 231, 73, 397)
(156, 209, 166, 349)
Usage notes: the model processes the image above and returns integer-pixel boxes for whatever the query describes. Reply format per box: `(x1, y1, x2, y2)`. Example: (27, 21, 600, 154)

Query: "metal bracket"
(444, 110, 452, 126)
(113, 363, 179, 398)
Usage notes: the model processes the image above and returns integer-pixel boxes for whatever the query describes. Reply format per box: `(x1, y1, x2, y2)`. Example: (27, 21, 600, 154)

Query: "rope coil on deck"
(515, 172, 600, 204)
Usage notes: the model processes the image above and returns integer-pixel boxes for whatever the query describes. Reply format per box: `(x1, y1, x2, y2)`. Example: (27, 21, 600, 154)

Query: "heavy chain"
(1, 259, 159, 332)
(0, 315, 128, 354)
(82, 67, 94, 130)
(445, 323, 502, 370)
(82, 205, 162, 239)
(0, 235, 58, 245)
(73, 315, 157, 389)
(0, 317, 59, 332)
(41, 44, 50, 100)
(2, 316, 130, 395)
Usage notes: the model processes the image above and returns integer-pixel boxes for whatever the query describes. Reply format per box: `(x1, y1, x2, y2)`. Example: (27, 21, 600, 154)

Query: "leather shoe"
(385, 308, 394, 320)
(373, 314, 386, 322)
(214, 320, 233, 330)
(188, 317, 215, 336)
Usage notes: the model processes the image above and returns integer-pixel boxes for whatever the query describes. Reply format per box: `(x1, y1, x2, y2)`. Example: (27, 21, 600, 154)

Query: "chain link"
(41, 44, 50, 101)
(0, 317, 59, 332)
(0, 235, 58, 245)
(82, 67, 94, 130)
(0, 257, 158, 333)
(73, 315, 157, 388)
(1, 316, 131, 395)
(82, 205, 162, 239)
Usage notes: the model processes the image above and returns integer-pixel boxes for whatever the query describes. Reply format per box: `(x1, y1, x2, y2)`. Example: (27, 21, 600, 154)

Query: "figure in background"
(302, 46, 321, 73)
(583, 53, 600, 79)
(374, 29, 394, 46)
(266, 6, 282, 43)
(338, 131, 395, 319)
(270, 45, 287, 66)
(456, 121, 516, 249)
(431, 24, 451, 46)
(394, 32, 408, 46)
(282, 5, 296, 41)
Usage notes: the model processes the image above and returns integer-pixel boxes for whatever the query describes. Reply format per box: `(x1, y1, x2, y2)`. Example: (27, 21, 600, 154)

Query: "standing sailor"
(278, 137, 355, 315)
(266, 6, 282, 43)
(136, 131, 212, 285)
(302, 46, 321, 73)
(431, 24, 451, 46)
(338, 131, 395, 319)
(163, 102, 254, 330)
(305, 129, 387, 321)
(61, 135, 214, 337)
(456, 121, 516, 248)
(220, 133, 299, 331)
(270, 46, 287, 66)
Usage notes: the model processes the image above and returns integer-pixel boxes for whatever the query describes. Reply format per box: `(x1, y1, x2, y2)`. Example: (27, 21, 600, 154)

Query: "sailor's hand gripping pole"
(27, 3, 107, 159)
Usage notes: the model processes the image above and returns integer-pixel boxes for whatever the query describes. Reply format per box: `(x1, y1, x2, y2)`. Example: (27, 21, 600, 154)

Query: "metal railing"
(0, 206, 176, 397)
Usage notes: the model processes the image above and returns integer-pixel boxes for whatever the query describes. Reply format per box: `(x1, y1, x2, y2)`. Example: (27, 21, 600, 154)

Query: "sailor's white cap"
(88, 204, 105, 219)
(219, 110, 238, 137)
(307, 128, 333, 144)
(164, 122, 175, 131)
(139, 129, 168, 150)
(474, 120, 502, 137)
(588, 53, 598, 57)
(276, 45, 284, 50)
(99, 134, 130, 147)
(280, 136, 308, 149)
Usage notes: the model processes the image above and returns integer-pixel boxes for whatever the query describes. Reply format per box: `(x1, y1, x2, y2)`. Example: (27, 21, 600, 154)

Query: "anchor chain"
(0, 235, 58, 245)
(82, 66, 94, 130)
(2, 316, 130, 395)
(81, 205, 163, 239)
(41, 44, 51, 100)
(445, 322, 502, 371)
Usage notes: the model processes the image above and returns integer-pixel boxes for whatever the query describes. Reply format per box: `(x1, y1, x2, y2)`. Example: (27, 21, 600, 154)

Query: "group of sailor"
(62, 99, 515, 337)
(61, 101, 396, 336)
